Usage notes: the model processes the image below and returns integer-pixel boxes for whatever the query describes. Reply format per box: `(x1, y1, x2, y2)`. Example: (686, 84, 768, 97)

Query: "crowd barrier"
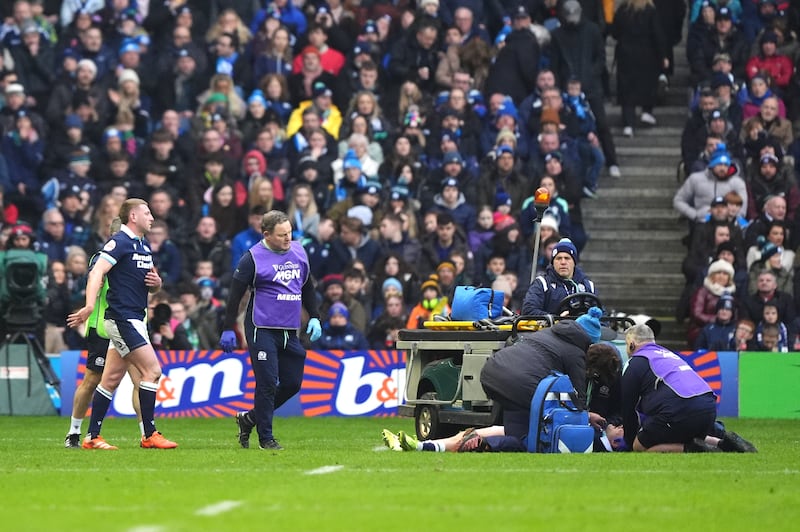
(53, 349, 800, 419)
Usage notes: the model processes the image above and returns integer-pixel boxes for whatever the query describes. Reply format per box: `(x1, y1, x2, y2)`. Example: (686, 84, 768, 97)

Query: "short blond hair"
(119, 198, 147, 223)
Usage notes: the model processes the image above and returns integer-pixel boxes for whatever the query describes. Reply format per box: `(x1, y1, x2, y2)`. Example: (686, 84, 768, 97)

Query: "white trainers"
(608, 165, 621, 178)
(640, 112, 657, 125)
(622, 126, 633, 137)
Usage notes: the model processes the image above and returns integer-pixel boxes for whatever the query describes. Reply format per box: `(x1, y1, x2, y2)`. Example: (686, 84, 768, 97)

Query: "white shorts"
(104, 318, 150, 357)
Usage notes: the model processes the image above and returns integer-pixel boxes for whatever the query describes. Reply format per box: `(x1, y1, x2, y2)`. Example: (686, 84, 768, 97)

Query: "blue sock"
(139, 382, 158, 437)
(421, 442, 437, 452)
(88, 385, 113, 439)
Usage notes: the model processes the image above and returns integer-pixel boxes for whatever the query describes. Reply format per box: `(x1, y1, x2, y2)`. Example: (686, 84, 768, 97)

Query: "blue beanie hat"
(551, 238, 578, 263)
(709, 143, 731, 168)
(575, 306, 603, 344)
(329, 302, 350, 319)
(382, 277, 403, 294)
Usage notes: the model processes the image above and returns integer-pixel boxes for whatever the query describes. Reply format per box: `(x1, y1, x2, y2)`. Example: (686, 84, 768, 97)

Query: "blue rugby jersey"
(97, 224, 153, 321)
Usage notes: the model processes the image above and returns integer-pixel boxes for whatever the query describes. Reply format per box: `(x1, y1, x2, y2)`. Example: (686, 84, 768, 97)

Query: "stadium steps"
(580, 38, 692, 350)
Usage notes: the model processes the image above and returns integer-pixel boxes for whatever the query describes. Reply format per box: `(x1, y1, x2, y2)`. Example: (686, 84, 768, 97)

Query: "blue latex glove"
(219, 330, 237, 352)
(306, 318, 322, 342)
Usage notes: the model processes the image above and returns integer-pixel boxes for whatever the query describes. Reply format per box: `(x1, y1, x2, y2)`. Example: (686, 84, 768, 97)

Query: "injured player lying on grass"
(381, 422, 756, 453)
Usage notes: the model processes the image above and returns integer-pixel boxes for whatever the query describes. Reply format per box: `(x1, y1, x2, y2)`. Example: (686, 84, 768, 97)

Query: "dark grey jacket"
(480, 320, 589, 411)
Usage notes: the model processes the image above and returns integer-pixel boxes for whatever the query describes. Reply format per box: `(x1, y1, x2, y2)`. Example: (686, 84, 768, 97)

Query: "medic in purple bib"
(219, 210, 322, 451)
(620, 324, 718, 452)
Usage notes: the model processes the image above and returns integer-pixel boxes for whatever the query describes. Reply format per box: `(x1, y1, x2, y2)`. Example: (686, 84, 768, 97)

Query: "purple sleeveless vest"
(249, 240, 310, 330)
(633, 344, 712, 398)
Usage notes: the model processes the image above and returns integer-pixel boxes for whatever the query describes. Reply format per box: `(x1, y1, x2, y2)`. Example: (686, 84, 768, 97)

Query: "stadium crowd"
(2, 0, 799, 353)
(673, 0, 800, 352)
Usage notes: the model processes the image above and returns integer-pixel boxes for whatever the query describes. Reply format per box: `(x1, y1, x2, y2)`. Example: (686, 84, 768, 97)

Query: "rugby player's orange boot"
(141, 431, 178, 449)
(82, 435, 118, 450)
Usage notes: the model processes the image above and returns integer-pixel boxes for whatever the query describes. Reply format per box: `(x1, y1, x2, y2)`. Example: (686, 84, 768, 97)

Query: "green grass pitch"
(1, 417, 798, 531)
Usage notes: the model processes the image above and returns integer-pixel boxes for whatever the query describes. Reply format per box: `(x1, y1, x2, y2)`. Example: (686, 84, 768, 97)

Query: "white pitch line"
(195, 500, 244, 516)
(305, 465, 344, 475)
(127, 526, 165, 532)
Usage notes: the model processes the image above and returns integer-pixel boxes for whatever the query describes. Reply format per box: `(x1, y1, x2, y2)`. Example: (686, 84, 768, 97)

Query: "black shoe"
(235, 411, 254, 449)
(719, 431, 758, 453)
(64, 433, 81, 449)
(684, 437, 721, 453)
(259, 439, 284, 451)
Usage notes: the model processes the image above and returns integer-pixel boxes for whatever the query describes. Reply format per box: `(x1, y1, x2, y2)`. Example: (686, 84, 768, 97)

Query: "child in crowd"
(755, 302, 789, 352)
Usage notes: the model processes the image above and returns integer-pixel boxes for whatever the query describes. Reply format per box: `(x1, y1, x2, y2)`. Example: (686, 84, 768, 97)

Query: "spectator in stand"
(747, 238, 792, 295)
(181, 216, 231, 288)
(742, 0, 784, 45)
(740, 73, 786, 121)
(550, 0, 621, 179)
(485, 6, 539, 106)
(147, 220, 183, 291)
(755, 298, 790, 351)
(377, 213, 421, 267)
(611, 0, 669, 137)
(694, 293, 738, 351)
(745, 30, 793, 93)
(83, 194, 120, 257)
(683, 109, 745, 173)
(689, 6, 749, 88)
(258, 73, 293, 127)
(37, 208, 69, 264)
(8, 20, 55, 113)
(689, 259, 737, 346)
(740, 269, 796, 339)
(406, 277, 450, 329)
(476, 145, 530, 219)
(387, 18, 441, 103)
(367, 294, 407, 349)
(288, 45, 342, 109)
(732, 318, 757, 351)
(432, 176, 476, 233)
(713, 71, 744, 133)
(230, 205, 265, 273)
(674, 143, 748, 226)
(745, 193, 793, 249)
(0, 82, 48, 145)
(318, 273, 367, 334)
(327, 216, 382, 275)
(252, 21, 293, 81)
(746, 153, 800, 221)
(468, 205, 495, 254)
(418, 212, 472, 279)
(291, 23, 344, 76)
(746, 221, 793, 270)
(741, 94, 793, 152)
(286, 80, 343, 140)
(313, 302, 369, 351)
(2, 108, 45, 221)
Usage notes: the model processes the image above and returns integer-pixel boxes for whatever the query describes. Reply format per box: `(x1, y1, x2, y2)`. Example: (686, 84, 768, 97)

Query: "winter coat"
(673, 168, 749, 222)
(549, 19, 606, 98)
(694, 320, 737, 351)
(480, 320, 590, 412)
(611, 4, 667, 108)
(522, 264, 596, 315)
(689, 279, 736, 346)
(485, 28, 540, 106)
(315, 323, 370, 351)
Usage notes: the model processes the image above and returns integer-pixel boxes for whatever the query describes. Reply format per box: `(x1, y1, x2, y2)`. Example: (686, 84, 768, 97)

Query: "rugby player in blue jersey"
(67, 199, 177, 450)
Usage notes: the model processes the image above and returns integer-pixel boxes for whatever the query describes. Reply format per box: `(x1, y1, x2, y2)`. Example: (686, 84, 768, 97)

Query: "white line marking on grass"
(305, 465, 344, 475)
(126, 526, 165, 532)
(195, 500, 244, 516)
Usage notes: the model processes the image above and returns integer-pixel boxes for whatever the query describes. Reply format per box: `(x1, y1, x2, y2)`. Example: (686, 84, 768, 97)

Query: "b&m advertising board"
(60, 348, 406, 418)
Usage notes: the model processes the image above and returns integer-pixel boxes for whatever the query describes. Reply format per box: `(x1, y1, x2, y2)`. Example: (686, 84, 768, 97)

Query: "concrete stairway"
(580, 41, 692, 350)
